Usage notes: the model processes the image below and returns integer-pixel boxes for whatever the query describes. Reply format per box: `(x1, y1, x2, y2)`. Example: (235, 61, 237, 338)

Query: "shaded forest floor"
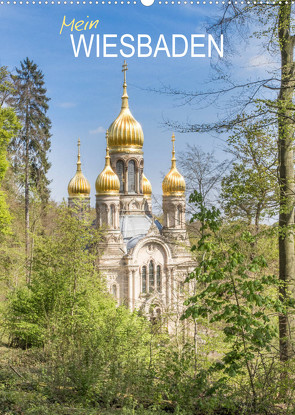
(0, 342, 293, 415)
(0, 344, 180, 415)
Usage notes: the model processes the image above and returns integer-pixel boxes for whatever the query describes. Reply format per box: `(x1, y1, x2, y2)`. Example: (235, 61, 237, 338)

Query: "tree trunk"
(25, 114, 30, 284)
(277, 3, 295, 362)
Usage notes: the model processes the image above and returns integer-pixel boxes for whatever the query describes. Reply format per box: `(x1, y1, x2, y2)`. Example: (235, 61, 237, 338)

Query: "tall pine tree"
(10, 58, 51, 278)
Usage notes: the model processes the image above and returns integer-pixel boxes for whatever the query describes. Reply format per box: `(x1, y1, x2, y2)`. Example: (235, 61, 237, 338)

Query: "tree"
(10, 58, 51, 274)
(3, 205, 158, 407)
(221, 121, 278, 232)
(159, 4, 295, 362)
(0, 109, 21, 236)
(4, 204, 103, 348)
(178, 143, 230, 207)
(276, 3, 295, 363)
(183, 191, 288, 412)
(0, 67, 21, 236)
(0, 66, 15, 107)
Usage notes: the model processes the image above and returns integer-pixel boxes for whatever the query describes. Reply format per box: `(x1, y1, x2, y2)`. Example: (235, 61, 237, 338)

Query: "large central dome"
(108, 61, 144, 153)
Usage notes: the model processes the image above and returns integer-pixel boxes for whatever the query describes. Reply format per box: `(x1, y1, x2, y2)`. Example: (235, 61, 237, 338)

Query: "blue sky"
(0, 4, 275, 205)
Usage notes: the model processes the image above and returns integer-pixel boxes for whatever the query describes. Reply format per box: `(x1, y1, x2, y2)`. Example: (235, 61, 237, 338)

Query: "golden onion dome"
(108, 61, 144, 153)
(162, 134, 186, 196)
(68, 139, 91, 197)
(142, 173, 152, 196)
(95, 131, 120, 195)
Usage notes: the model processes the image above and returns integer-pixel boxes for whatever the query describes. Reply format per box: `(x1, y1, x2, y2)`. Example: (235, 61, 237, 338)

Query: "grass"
(0, 344, 173, 415)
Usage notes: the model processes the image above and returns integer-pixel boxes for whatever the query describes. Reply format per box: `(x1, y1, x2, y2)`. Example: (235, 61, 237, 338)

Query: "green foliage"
(0, 71, 21, 235)
(4, 204, 103, 347)
(183, 191, 288, 412)
(1, 194, 295, 413)
(221, 121, 278, 230)
(0, 191, 12, 236)
(0, 66, 15, 106)
(3, 206, 158, 409)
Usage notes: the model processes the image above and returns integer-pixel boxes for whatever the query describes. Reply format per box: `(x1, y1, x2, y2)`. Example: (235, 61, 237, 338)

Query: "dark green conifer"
(10, 58, 51, 275)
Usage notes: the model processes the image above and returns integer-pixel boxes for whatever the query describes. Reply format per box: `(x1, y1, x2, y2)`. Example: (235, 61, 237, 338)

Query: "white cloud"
(249, 54, 276, 69)
(57, 102, 76, 109)
(89, 126, 105, 135)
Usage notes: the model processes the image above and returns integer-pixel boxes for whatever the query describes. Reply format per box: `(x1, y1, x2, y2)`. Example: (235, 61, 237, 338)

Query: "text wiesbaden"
(68, 34, 224, 58)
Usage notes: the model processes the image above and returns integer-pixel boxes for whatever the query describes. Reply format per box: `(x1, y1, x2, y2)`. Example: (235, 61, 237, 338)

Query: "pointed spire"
(105, 130, 111, 167)
(77, 138, 82, 172)
(121, 60, 129, 109)
(95, 129, 120, 195)
(171, 133, 176, 169)
(68, 138, 91, 197)
(162, 133, 186, 196)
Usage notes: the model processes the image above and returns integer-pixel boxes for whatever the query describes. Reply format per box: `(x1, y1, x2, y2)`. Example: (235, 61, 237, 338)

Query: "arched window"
(102, 204, 108, 224)
(112, 284, 117, 298)
(128, 160, 136, 193)
(151, 307, 162, 326)
(177, 205, 182, 226)
(166, 212, 169, 227)
(144, 201, 149, 214)
(156, 265, 161, 292)
(109, 205, 115, 227)
(142, 266, 147, 293)
(170, 211, 175, 227)
(156, 308, 161, 320)
(149, 261, 154, 292)
(116, 160, 124, 192)
(139, 171, 143, 193)
(179, 281, 184, 294)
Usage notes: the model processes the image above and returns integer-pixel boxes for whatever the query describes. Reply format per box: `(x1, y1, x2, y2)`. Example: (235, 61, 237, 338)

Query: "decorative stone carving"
(147, 220, 160, 236)
(147, 244, 154, 253)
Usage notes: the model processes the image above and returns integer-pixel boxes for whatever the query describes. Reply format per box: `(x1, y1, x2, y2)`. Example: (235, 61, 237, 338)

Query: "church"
(67, 62, 194, 320)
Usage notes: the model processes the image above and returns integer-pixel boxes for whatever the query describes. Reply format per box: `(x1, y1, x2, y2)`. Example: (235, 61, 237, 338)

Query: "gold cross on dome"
(106, 129, 109, 147)
(77, 138, 81, 158)
(122, 60, 128, 83)
(77, 138, 81, 171)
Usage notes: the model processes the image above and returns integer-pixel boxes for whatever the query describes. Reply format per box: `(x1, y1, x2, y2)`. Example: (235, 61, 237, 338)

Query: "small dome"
(108, 61, 144, 153)
(162, 134, 186, 196)
(162, 168, 186, 196)
(68, 173, 91, 197)
(96, 131, 120, 195)
(142, 173, 152, 196)
(68, 139, 90, 197)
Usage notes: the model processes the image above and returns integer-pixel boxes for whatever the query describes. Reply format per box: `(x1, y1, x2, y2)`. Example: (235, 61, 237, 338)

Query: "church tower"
(107, 60, 151, 215)
(68, 138, 91, 211)
(162, 134, 187, 241)
(95, 131, 124, 254)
